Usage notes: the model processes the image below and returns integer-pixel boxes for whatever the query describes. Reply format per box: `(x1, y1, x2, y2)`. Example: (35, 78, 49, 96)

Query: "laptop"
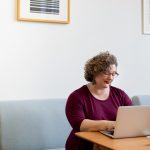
(100, 105, 150, 138)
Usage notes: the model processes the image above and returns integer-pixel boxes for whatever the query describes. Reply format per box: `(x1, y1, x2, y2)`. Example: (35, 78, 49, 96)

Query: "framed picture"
(17, 0, 70, 24)
(142, 0, 150, 34)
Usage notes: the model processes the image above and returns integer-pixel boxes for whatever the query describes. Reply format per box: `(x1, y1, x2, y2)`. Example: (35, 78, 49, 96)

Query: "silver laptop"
(100, 105, 150, 138)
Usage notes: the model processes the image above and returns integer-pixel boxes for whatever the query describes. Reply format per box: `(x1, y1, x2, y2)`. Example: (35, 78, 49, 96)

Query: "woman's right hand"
(100, 120, 116, 131)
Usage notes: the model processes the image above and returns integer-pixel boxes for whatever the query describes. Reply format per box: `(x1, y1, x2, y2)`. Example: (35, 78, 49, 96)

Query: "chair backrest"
(132, 95, 150, 106)
(0, 99, 71, 150)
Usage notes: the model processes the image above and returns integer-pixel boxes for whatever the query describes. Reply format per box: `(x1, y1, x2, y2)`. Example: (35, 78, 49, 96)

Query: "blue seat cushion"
(44, 149, 65, 150)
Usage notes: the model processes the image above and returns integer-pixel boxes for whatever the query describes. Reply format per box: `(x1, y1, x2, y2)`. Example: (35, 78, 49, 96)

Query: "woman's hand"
(100, 120, 116, 131)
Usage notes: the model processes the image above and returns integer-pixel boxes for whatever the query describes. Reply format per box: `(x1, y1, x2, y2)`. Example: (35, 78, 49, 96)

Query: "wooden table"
(75, 131, 150, 150)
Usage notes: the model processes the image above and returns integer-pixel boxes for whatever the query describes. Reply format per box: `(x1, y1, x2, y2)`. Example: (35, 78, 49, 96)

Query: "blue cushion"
(0, 99, 71, 150)
(132, 95, 150, 105)
(44, 148, 65, 150)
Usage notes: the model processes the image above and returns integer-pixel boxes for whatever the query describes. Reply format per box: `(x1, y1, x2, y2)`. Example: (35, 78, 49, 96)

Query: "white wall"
(0, 0, 150, 100)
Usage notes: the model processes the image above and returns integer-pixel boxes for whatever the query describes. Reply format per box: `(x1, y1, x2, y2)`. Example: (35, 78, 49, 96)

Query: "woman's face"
(94, 64, 118, 88)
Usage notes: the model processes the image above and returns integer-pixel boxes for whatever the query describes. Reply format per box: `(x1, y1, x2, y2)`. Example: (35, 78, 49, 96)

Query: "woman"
(65, 51, 132, 150)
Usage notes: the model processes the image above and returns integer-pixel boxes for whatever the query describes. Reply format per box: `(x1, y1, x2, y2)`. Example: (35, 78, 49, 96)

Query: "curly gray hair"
(84, 51, 118, 83)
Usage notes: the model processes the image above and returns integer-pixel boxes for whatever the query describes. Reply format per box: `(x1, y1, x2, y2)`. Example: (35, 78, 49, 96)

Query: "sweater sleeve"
(122, 90, 133, 106)
(65, 92, 85, 132)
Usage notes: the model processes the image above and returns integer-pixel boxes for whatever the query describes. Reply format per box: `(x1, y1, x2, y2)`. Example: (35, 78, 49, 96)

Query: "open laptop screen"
(100, 105, 150, 138)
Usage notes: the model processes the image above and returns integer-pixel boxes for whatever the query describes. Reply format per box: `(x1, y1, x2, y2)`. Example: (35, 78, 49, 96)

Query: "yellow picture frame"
(17, 0, 70, 24)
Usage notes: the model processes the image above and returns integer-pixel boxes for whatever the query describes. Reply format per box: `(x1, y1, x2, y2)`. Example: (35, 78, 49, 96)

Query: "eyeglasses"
(103, 71, 119, 77)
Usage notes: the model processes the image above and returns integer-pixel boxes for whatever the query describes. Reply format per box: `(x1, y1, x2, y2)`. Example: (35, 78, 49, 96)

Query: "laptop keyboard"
(106, 130, 114, 135)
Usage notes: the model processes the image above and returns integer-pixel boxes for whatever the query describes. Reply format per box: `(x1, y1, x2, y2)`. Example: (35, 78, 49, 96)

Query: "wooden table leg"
(93, 144, 99, 150)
